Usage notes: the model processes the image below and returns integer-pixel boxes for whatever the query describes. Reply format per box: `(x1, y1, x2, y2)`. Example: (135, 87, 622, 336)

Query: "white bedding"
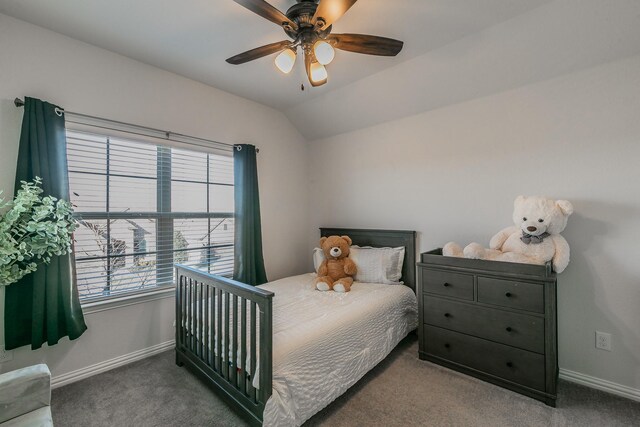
(258, 273, 418, 426)
(184, 273, 417, 426)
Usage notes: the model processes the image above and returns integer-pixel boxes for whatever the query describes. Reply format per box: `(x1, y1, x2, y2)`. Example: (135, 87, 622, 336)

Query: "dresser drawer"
(477, 277, 544, 313)
(423, 297, 544, 353)
(424, 326, 546, 391)
(421, 268, 473, 300)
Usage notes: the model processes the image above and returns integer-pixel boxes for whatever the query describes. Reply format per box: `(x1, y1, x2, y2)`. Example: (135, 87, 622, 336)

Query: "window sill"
(81, 286, 175, 315)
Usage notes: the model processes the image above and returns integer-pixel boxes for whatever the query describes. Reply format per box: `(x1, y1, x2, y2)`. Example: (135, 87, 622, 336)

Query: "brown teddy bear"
(315, 235, 357, 293)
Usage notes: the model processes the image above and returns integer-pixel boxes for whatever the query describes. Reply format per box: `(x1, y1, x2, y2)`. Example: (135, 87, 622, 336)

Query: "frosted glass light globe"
(275, 48, 296, 74)
(313, 41, 335, 65)
(310, 61, 328, 83)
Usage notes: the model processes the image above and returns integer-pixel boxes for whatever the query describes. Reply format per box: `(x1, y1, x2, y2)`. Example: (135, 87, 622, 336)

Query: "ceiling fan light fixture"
(275, 48, 296, 74)
(310, 61, 328, 84)
(313, 40, 335, 65)
(228, 0, 404, 87)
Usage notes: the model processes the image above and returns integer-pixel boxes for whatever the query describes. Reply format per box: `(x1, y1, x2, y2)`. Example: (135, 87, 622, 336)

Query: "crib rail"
(175, 265, 273, 425)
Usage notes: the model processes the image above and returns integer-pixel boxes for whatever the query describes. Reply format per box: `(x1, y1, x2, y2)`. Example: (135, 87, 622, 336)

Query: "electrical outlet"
(595, 331, 612, 351)
(0, 346, 14, 363)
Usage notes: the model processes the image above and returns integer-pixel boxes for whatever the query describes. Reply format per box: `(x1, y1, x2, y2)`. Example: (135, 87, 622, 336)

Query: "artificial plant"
(0, 177, 77, 286)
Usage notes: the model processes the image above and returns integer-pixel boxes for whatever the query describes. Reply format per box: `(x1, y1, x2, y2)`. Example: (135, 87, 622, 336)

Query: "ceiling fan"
(226, 0, 404, 87)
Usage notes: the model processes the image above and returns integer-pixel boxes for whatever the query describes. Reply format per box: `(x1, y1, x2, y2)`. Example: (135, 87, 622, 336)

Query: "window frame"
(66, 128, 234, 307)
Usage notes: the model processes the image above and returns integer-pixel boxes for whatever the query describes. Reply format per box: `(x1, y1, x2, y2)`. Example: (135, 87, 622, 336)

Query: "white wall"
(286, 0, 640, 140)
(308, 55, 640, 392)
(0, 13, 309, 378)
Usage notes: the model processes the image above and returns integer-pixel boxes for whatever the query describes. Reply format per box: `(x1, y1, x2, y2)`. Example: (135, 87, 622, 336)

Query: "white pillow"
(350, 246, 405, 285)
(313, 247, 324, 273)
(313, 245, 405, 285)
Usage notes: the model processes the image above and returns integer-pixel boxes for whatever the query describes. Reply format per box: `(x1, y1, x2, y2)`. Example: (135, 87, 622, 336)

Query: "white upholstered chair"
(0, 364, 53, 426)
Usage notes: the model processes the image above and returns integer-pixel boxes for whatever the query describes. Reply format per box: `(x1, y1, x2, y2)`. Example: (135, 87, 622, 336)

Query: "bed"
(175, 228, 418, 426)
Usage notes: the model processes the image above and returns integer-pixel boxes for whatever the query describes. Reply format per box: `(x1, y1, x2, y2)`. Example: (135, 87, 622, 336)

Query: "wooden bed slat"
(204, 285, 210, 365)
(259, 300, 272, 405)
(213, 286, 216, 366)
(232, 294, 239, 388)
(187, 278, 193, 351)
(224, 291, 230, 381)
(198, 282, 203, 358)
(240, 298, 247, 395)
(217, 287, 223, 374)
(182, 278, 186, 348)
(177, 276, 183, 349)
(250, 301, 257, 403)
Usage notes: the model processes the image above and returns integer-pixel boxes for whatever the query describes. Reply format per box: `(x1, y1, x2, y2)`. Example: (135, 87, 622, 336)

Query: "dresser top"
(420, 249, 556, 280)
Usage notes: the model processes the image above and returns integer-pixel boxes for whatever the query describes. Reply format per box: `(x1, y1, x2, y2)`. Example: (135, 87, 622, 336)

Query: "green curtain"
(4, 97, 87, 350)
(233, 144, 268, 286)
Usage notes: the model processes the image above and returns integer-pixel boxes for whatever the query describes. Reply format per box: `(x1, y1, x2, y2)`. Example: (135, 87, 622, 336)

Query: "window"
(67, 130, 234, 302)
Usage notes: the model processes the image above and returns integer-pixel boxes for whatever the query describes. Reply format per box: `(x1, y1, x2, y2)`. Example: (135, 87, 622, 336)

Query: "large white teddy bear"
(443, 196, 574, 273)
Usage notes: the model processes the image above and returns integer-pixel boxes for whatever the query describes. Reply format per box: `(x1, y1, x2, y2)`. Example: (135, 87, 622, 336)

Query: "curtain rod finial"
(14, 98, 24, 107)
(233, 144, 259, 153)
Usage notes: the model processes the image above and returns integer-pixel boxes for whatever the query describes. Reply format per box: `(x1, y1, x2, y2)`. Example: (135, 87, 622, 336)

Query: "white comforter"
(259, 273, 418, 427)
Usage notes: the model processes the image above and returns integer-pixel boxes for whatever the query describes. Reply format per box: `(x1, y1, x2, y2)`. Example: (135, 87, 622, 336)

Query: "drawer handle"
(444, 343, 451, 349)
(443, 282, 451, 287)
(444, 313, 452, 318)
(506, 362, 513, 368)
(505, 326, 513, 332)
(505, 292, 513, 297)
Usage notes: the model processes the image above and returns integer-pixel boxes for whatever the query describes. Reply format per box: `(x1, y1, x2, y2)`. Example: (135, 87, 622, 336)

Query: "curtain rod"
(13, 97, 257, 152)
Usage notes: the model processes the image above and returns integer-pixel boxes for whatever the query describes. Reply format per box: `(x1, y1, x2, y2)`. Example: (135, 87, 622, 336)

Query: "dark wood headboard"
(319, 228, 417, 292)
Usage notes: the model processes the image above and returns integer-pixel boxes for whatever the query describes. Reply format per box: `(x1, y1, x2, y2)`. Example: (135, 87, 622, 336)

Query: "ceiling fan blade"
(327, 33, 404, 56)
(226, 40, 292, 65)
(305, 52, 327, 87)
(233, 0, 298, 31)
(312, 0, 358, 29)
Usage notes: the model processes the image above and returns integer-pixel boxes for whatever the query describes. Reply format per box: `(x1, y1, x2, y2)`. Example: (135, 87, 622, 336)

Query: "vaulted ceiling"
(1, 0, 639, 140)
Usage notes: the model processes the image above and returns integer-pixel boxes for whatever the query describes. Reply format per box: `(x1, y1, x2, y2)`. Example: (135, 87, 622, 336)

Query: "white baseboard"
(51, 340, 175, 389)
(559, 368, 640, 402)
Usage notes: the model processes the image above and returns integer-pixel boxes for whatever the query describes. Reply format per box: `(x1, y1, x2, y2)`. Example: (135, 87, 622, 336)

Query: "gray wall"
(0, 13, 310, 379)
(308, 54, 640, 392)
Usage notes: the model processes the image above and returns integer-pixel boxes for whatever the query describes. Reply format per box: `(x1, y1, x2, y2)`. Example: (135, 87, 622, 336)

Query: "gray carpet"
(52, 335, 640, 426)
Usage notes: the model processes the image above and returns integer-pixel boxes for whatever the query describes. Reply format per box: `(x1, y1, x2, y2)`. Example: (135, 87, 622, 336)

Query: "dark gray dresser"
(417, 249, 558, 406)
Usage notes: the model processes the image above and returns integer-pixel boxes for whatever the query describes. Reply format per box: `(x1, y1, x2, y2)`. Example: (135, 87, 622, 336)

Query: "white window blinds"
(67, 130, 234, 301)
